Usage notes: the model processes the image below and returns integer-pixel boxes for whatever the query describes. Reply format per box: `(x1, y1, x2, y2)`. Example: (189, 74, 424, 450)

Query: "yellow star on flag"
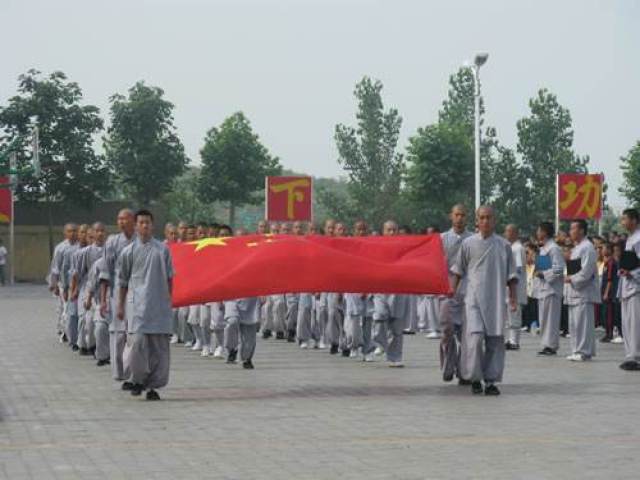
(188, 237, 229, 252)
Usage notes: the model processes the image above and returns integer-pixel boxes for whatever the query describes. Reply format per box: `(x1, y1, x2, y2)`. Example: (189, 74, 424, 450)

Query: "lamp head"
(474, 53, 489, 67)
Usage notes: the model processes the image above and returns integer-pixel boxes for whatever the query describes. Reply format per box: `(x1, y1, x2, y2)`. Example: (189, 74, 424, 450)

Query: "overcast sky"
(2, 0, 638, 207)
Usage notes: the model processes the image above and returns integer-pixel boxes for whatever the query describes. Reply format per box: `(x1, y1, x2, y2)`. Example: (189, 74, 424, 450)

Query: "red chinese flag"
(170, 234, 450, 307)
(266, 176, 312, 222)
(558, 173, 604, 220)
(0, 177, 11, 224)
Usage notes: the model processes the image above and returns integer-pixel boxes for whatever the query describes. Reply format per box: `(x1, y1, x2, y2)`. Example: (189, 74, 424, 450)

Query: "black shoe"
(226, 350, 238, 364)
(287, 330, 296, 343)
(146, 389, 161, 401)
(261, 329, 272, 339)
(90, 346, 97, 358)
(130, 384, 145, 396)
(62, 333, 68, 343)
(330, 344, 339, 355)
(599, 336, 612, 343)
(443, 371, 454, 382)
(121, 381, 135, 391)
(537, 347, 556, 356)
(71, 344, 79, 352)
(243, 359, 254, 370)
(96, 359, 110, 366)
(505, 342, 520, 351)
(484, 384, 501, 396)
(79, 347, 91, 356)
(341, 348, 350, 357)
(403, 329, 416, 335)
(458, 378, 472, 386)
(471, 381, 484, 394)
(619, 360, 640, 371)
(275, 331, 285, 340)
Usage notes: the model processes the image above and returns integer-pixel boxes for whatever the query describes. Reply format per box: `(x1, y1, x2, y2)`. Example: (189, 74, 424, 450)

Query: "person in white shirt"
(0, 238, 7, 286)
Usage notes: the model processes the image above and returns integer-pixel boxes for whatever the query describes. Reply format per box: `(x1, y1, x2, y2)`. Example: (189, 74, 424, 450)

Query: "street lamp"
(472, 53, 488, 211)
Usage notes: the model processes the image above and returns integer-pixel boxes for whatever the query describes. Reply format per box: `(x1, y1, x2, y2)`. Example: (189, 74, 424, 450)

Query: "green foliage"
(198, 112, 281, 224)
(405, 122, 473, 228)
(162, 167, 218, 223)
(619, 141, 640, 206)
(0, 70, 110, 205)
(334, 77, 404, 227)
(104, 81, 188, 206)
(517, 88, 588, 224)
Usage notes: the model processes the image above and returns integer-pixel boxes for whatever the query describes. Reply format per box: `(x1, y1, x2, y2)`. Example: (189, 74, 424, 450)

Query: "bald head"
(383, 220, 398, 236)
(63, 223, 78, 242)
(504, 224, 519, 243)
(449, 204, 467, 233)
(476, 206, 496, 237)
(117, 209, 135, 236)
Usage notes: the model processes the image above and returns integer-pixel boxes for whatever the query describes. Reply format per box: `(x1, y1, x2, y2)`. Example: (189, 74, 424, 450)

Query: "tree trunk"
(229, 201, 235, 227)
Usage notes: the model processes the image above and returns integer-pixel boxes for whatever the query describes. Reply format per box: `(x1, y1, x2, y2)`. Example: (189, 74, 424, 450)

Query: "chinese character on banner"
(558, 173, 604, 220)
(266, 176, 312, 222)
(0, 177, 12, 224)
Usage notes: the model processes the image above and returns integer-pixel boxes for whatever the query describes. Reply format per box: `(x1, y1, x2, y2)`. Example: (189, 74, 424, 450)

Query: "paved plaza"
(1, 284, 639, 479)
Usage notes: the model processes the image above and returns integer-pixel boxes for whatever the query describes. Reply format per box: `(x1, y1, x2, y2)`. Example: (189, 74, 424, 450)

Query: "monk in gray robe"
(451, 206, 517, 396)
(117, 209, 173, 400)
(49, 224, 78, 341)
(372, 220, 408, 367)
(296, 293, 314, 348)
(439, 205, 472, 382)
(564, 220, 599, 361)
(535, 222, 565, 356)
(99, 209, 135, 384)
(504, 224, 527, 350)
(85, 257, 110, 366)
(223, 297, 259, 369)
(60, 225, 83, 350)
(618, 208, 640, 371)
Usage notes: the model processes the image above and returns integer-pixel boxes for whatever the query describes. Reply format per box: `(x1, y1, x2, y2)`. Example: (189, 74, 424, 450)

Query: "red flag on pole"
(0, 177, 11, 224)
(169, 234, 450, 307)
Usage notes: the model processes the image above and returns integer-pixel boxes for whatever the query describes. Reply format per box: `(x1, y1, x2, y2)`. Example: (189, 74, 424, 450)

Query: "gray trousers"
(199, 305, 211, 347)
(55, 291, 65, 334)
(439, 298, 464, 380)
(621, 295, 640, 362)
(177, 307, 193, 343)
(313, 304, 327, 343)
(94, 311, 110, 361)
(346, 314, 373, 353)
(171, 308, 179, 337)
(210, 305, 226, 348)
(271, 296, 287, 332)
(373, 317, 404, 362)
(506, 304, 523, 345)
(296, 305, 313, 342)
(327, 307, 345, 348)
(224, 318, 257, 361)
(286, 301, 298, 332)
(539, 295, 561, 351)
(463, 333, 505, 383)
(568, 302, 596, 357)
(84, 305, 96, 349)
(129, 333, 170, 390)
(109, 331, 128, 381)
(65, 300, 79, 346)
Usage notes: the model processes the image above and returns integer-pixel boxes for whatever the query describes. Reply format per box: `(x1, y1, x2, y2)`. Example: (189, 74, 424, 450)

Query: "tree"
(334, 77, 404, 227)
(198, 112, 281, 225)
(620, 141, 640, 206)
(0, 69, 110, 254)
(104, 81, 188, 206)
(517, 88, 588, 225)
(405, 122, 474, 228)
(162, 167, 218, 223)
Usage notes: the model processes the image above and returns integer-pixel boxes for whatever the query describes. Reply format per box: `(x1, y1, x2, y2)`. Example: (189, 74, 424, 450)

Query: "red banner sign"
(266, 176, 312, 222)
(558, 173, 604, 220)
(0, 177, 11, 224)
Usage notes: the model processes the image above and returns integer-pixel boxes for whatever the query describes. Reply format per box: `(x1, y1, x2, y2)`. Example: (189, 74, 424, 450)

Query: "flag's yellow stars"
(189, 237, 229, 252)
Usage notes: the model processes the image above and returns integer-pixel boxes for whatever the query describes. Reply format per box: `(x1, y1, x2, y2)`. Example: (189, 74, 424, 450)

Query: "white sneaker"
(184, 341, 194, 348)
(213, 346, 224, 358)
(58, 332, 66, 343)
(566, 334, 571, 339)
(201, 346, 210, 357)
(611, 336, 624, 344)
(566, 353, 584, 362)
(388, 361, 405, 368)
(374, 346, 384, 356)
(318, 342, 327, 350)
(425, 331, 441, 339)
(349, 349, 358, 358)
(192, 340, 202, 351)
(363, 353, 375, 362)
(300, 342, 309, 350)
(170, 334, 179, 344)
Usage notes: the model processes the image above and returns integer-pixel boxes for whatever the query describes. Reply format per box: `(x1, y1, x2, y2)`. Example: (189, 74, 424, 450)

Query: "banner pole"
(9, 186, 15, 285)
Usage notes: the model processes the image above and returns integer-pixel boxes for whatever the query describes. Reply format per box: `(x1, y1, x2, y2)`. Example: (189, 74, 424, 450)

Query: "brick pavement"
(1, 284, 639, 479)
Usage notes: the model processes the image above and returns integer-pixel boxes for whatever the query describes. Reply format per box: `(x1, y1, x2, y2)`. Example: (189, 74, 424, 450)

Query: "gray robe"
(619, 229, 640, 362)
(224, 298, 259, 361)
(536, 239, 565, 351)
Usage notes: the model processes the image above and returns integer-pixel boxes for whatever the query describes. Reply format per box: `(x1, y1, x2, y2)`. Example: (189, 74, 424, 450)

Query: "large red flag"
(169, 234, 450, 307)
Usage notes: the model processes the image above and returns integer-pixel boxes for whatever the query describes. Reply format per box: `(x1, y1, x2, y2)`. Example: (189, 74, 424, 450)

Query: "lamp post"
(472, 53, 488, 211)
